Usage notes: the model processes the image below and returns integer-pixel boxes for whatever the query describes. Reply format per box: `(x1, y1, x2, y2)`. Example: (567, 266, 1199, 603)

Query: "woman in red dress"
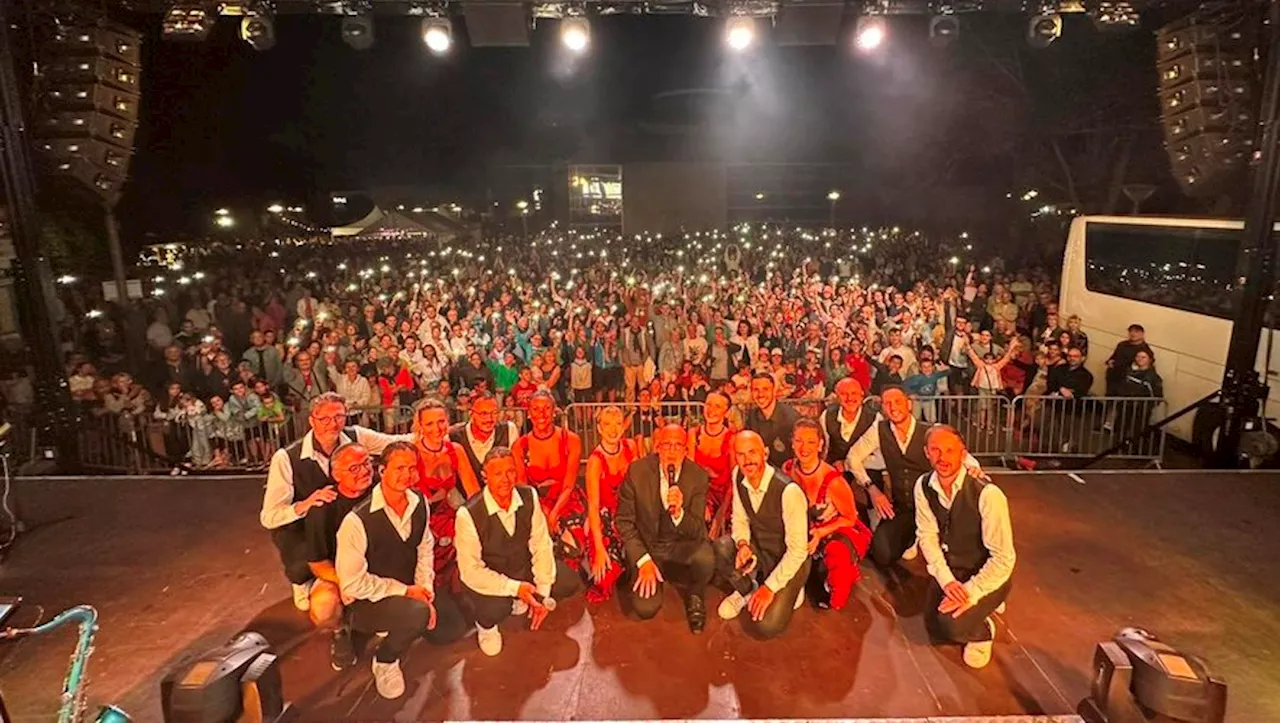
(409, 399, 481, 579)
(783, 418, 872, 611)
(512, 390, 584, 556)
(686, 390, 736, 538)
(583, 406, 637, 602)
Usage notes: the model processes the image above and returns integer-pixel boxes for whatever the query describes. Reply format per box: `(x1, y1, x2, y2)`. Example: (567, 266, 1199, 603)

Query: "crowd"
(23, 221, 1164, 470)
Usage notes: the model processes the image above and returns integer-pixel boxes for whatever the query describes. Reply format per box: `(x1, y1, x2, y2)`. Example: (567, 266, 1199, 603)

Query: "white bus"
(1059, 215, 1280, 445)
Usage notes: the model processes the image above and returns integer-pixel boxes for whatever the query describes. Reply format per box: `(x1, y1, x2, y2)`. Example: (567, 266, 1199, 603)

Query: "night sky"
(114, 11, 1163, 237)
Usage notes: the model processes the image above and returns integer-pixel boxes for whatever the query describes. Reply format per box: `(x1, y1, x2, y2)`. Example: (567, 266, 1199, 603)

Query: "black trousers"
(464, 559, 584, 630)
(869, 511, 917, 569)
(713, 536, 810, 640)
(270, 524, 313, 586)
(625, 538, 716, 621)
(924, 578, 1011, 644)
(347, 590, 468, 663)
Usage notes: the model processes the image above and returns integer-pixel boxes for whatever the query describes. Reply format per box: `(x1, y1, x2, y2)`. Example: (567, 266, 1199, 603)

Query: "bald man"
(616, 424, 714, 633)
(916, 426, 1015, 669)
(822, 379, 876, 473)
(714, 431, 810, 640)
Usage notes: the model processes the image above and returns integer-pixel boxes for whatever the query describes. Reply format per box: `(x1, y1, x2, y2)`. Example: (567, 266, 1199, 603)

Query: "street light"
(826, 190, 841, 228)
(267, 203, 284, 214)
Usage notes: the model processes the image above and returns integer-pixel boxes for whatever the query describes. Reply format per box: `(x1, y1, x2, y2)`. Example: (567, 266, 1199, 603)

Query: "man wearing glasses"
(260, 392, 408, 615)
(304, 442, 376, 671)
(449, 391, 519, 494)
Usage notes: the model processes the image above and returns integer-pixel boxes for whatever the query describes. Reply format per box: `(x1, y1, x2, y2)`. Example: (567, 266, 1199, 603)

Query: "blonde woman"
(583, 405, 639, 602)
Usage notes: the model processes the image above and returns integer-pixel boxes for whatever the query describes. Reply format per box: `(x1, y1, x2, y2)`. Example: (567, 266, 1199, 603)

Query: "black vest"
(919, 474, 991, 582)
(352, 489, 429, 587)
(735, 469, 796, 565)
(464, 486, 536, 581)
(450, 423, 512, 492)
(284, 426, 360, 503)
(823, 404, 876, 466)
(878, 421, 930, 508)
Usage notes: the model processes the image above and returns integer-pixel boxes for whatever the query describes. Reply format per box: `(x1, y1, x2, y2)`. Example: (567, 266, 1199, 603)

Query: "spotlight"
(929, 15, 959, 47)
(855, 16, 885, 51)
(341, 15, 374, 51)
(1078, 628, 1226, 723)
(422, 18, 453, 55)
(239, 15, 275, 51)
(1028, 13, 1062, 48)
(725, 17, 755, 52)
(561, 17, 590, 53)
(162, 2, 216, 42)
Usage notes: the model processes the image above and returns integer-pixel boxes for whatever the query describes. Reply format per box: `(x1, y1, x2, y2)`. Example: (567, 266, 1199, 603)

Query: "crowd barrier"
(64, 394, 1167, 474)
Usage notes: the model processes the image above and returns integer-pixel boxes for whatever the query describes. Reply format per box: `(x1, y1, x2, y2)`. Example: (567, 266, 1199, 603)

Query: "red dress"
(522, 430, 587, 560)
(783, 461, 872, 611)
(414, 444, 463, 575)
(692, 425, 734, 519)
(582, 441, 637, 602)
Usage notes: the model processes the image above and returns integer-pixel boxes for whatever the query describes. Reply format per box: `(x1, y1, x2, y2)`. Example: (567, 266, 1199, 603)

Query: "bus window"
(1084, 223, 1240, 319)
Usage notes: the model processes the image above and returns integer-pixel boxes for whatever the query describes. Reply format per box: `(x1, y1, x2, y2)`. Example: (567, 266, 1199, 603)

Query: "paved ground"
(0, 471, 1275, 721)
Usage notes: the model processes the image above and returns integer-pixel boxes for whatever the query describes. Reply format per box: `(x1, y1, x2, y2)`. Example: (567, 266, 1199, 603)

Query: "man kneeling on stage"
(455, 447, 583, 657)
(304, 442, 375, 671)
(715, 431, 811, 640)
(336, 442, 467, 699)
(916, 425, 1015, 669)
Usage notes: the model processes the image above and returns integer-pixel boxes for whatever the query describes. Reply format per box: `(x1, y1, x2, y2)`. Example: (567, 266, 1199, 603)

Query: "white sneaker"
(292, 581, 313, 612)
(371, 659, 405, 699)
(512, 599, 529, 616)
(901, 543, 919, 561)
(477, 624, 503, 657)
(793, 588, 805, 610)
(995, 602, 1007, 615)
(962, 618, 996, 669)
(718, 592, 747, 620)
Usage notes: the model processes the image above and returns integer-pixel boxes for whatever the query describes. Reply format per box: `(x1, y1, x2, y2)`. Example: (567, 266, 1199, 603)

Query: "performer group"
(261, 383, 1016, 699)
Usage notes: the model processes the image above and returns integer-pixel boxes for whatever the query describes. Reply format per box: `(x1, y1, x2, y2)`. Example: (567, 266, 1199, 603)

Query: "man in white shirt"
(455, 447, 582, 657)
(879, 329, 919, 377)
(260, 393, 405, 612)
(337, 442, 466, 698)
(714, 432, 810, 640)
(916, 425, 1015, 669)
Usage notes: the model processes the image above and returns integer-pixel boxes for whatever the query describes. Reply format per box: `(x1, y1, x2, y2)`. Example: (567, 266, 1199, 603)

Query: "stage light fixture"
(161, 2, 216, 42)
(1089, 1, 1140, 31)
(341, 15, 375, 50)
(855, 16, 885, 51)
(239, 14, 275, 51)
(422, 18, 453, 55)
(561, 17, 590, 53)
(1078, 627, 1226, 723)
(1028, 13, 1062, 49)
(929, 14, 959, 47)
(725, 16, 755, 52)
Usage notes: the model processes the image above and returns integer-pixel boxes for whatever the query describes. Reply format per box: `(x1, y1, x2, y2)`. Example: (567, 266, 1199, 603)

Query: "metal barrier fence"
(64, 394, 1167, 474)
(563, 395, 1168, 466)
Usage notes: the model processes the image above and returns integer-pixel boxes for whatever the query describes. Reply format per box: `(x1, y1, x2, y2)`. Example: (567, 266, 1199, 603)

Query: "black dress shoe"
(686, 593, 707, 634)
(330, 627, 357, 671)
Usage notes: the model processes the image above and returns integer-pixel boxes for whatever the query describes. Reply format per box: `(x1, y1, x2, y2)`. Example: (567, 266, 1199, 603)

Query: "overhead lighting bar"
(161, 1, 216, 42)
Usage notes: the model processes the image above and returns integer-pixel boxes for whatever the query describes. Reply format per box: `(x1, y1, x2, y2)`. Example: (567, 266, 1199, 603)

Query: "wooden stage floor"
(0, 471, 1276, 722)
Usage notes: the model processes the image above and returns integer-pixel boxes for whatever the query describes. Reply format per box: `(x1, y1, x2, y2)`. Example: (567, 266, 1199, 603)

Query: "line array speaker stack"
(33, 21, 142, 208)
(1156, 10, 1259, 197)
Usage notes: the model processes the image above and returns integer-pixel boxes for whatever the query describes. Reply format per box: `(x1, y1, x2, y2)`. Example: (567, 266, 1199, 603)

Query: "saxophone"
(0, 605, 130, 723)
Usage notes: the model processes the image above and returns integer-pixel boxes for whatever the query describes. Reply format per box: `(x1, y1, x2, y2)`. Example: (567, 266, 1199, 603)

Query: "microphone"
(666, 463, 680, 517)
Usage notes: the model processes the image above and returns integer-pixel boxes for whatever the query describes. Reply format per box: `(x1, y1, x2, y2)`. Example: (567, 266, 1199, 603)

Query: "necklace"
(599, 441, 621, 455)
(797, 460, 822, 477)
(533, 428, 557, 441)
(420, 440, 445, 454)
(702, 421, 726, 437)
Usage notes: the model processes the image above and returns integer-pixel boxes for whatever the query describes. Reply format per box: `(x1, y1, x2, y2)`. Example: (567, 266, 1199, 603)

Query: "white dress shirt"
(913, 470, 1016, 603)
(260, 426, 405, 530)
(463, 421, 518, 465)
(843, 416, 980, 488)
(821, 406, 863, 449)
(335, 486, 434, 604)
(730, 465, 809, 593)
(635, 462, 687, 569)
(455, 487, 556, 599)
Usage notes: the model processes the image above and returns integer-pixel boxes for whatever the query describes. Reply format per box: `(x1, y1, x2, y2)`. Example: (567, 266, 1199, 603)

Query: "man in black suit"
(616, 423, 715, 633)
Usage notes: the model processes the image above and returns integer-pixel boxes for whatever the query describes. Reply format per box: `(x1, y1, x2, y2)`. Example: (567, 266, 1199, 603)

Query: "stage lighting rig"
(1028, 12, 1062, 48)
(161, 1, 216, 42)
(561, 15, 590, 52)
(239, 5, 276, 52)
(1078, 627, 1226, 723)
(341, 14, 374, 50)
(725, 16, 755, 51)
(929, 14, 959, 47)
(855, 15, 885, 51)
(1088, 1, 1139, 31)
(422, 17, 453, 54)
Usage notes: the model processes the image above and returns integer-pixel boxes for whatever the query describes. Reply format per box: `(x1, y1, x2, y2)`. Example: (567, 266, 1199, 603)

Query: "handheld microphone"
(666, 463, 680, 516)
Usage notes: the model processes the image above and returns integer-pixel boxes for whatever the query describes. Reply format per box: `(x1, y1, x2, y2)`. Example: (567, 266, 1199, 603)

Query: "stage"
(0, 471, 1276, 722)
